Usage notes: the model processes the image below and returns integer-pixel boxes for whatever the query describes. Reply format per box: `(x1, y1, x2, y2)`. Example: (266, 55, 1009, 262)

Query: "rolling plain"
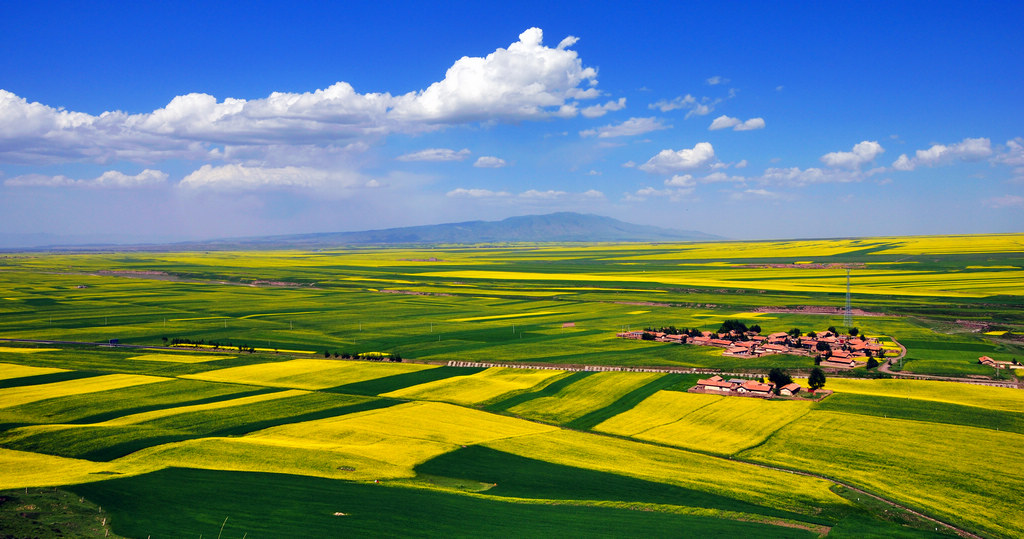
(1, 233, 1023, 537)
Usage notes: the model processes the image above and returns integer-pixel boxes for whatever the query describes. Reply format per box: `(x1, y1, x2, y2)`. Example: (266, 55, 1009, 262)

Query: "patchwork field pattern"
(0, 236, 1022, 536)
(381, 367, 568, 405)
(506, 371, 666, 424)
(183, 359, 436, 389)
(127, 353, 229, 363)
(739, 410, 1024, 538)
(0, 374, 167, 409)
(595, 390, 813, 455)
(822, 378, 1024, 413)
(0, 361, 68, 381)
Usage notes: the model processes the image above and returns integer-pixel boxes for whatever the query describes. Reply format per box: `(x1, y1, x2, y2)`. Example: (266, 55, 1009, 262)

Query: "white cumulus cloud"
(473, 156, 508, 168)
(638, 142, 716, 174)
(446, 188, 512, 198)
(892, 137, 993, 171)
(649, 94, 723, 118)
(580, 117, 670, 138)
(820, 141, 885, 169)
(581, 98, 626, 118)
(5, 169, 168, 188)
(709, 115, 764, 131)
(0, 27, 599, 166)
(179, 164, 363, 191)
(396, 148, 471, 162)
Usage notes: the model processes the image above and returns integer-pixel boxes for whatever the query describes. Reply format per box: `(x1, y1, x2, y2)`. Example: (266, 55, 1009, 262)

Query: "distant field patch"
(625, 310, 649, 315)
(740, 410, 1024, 538)
(448, 311, 558, 322)
(382, 367, 567, 405)
(0, 362, 68, 381)
(0, 347, 60, 354)
(97, 389, 309, 426)
(183, 359, 435, 390)
(127, 353, 228, 364)
(820, 377, 1024, 414)
(0, 374, 167, 409)
(486, 429, 846, 518)
(158, 401, 560, 479)
(239, 311, 322, 319)
(0, 448, 125, 489)
(595, 390, 812, 455)
(507, 372, 665, 424)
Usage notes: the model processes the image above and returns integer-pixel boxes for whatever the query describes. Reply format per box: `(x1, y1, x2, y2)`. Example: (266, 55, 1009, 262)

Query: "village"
(616, 324, 886, 371)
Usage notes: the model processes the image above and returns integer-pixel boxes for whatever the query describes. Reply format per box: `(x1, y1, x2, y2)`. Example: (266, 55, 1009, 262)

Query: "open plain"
(1, 234, 1023, 537)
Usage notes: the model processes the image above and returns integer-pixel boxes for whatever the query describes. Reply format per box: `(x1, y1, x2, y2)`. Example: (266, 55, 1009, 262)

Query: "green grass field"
(1, 236, 1022, 536)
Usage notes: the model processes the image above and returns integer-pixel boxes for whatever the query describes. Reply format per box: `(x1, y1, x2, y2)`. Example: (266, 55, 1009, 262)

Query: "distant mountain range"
(1, 213, 721, 250)
(226, 212, 721, 247)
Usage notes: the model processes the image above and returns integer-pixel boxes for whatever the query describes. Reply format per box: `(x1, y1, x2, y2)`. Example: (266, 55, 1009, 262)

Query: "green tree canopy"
(768, 367, 793, 390)
(718, 319, 748, 334)
(808, 367, 826, 390)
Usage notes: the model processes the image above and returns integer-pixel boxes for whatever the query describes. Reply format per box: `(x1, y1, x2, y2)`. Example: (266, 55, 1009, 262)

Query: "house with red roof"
(695, 375, 738, 392)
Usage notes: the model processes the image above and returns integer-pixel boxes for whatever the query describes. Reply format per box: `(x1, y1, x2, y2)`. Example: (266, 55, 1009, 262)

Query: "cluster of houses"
(617, 328, 886, 370)
(692, 375, 802, 398)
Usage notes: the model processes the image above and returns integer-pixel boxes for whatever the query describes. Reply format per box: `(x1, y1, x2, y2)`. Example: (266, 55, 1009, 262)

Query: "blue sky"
(1, 1, 1022, 245)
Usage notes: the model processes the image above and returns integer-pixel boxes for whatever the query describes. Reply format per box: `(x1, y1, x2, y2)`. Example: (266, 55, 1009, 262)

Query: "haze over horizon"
(1, 2, 1022, 246)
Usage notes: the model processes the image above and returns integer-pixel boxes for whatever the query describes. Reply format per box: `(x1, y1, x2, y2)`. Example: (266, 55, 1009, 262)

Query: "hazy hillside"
(238, 212, 721, 246)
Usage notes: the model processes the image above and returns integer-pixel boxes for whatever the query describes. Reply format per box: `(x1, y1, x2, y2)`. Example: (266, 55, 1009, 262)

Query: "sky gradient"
(1, 1, 1022, 246)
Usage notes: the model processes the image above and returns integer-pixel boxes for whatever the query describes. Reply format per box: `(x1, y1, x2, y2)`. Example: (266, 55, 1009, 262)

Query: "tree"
(768, 368, 793, 392)
(749, 324, 762, 334)
(849, 327, 859, 336)
(787, 328, 801, 338)
(866, 357, 879, 369)
(718, 320, 748, 334)
(641, 332, 656, 341)
(816, 341, 831, 352)
(827, 326, 837, 334)
(806, 330, 817, 339)
(808, 367, 826, 390)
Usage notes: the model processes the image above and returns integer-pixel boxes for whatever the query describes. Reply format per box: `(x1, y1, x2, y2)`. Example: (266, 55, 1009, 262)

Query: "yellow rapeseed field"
(448, 311, 559, 322)
(595, 390, 812, 454)
(124, 401, 559, 481)
(821, 378, 1024, 413)
(183, 359, 435, 389)
(485, 429, 846, 517)
(382, 367, 567, 405)
(127, 353, 229, 363)
(116, 435, 430, 482)
(740, 410, 1024, 538)
(267, 401, 557, 447)
(96, 389, 310, 426)
(0, 447, 126, 489)
(0, 347, 60, 354)
(0, 361, 68, 380)
(0, 374, 167, 409)
(507, 372, 665, 424)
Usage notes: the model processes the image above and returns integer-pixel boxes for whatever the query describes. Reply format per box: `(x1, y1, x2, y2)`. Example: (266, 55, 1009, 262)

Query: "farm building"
(695, 375, 737, 392)
(779, 383, 801, 396)
(736, 380, 774, 397)
(978, 356, 998, 367)
(820, 357, 856, 369)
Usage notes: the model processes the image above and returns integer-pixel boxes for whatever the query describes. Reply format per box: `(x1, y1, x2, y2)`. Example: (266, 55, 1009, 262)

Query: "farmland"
(1, 234, 1023, 536)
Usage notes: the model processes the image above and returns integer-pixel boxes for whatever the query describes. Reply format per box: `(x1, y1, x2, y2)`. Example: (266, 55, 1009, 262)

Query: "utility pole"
(844, 268, 853, 329)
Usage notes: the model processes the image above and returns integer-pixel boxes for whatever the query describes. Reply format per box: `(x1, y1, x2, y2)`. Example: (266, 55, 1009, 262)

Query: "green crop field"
(0, 235, 1022, 536)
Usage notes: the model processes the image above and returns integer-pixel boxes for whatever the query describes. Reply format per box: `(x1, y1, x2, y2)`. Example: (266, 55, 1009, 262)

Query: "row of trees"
(767, 367, 826, 392)
(163, 336, 256, 353)
(324, 350, 403, 362)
